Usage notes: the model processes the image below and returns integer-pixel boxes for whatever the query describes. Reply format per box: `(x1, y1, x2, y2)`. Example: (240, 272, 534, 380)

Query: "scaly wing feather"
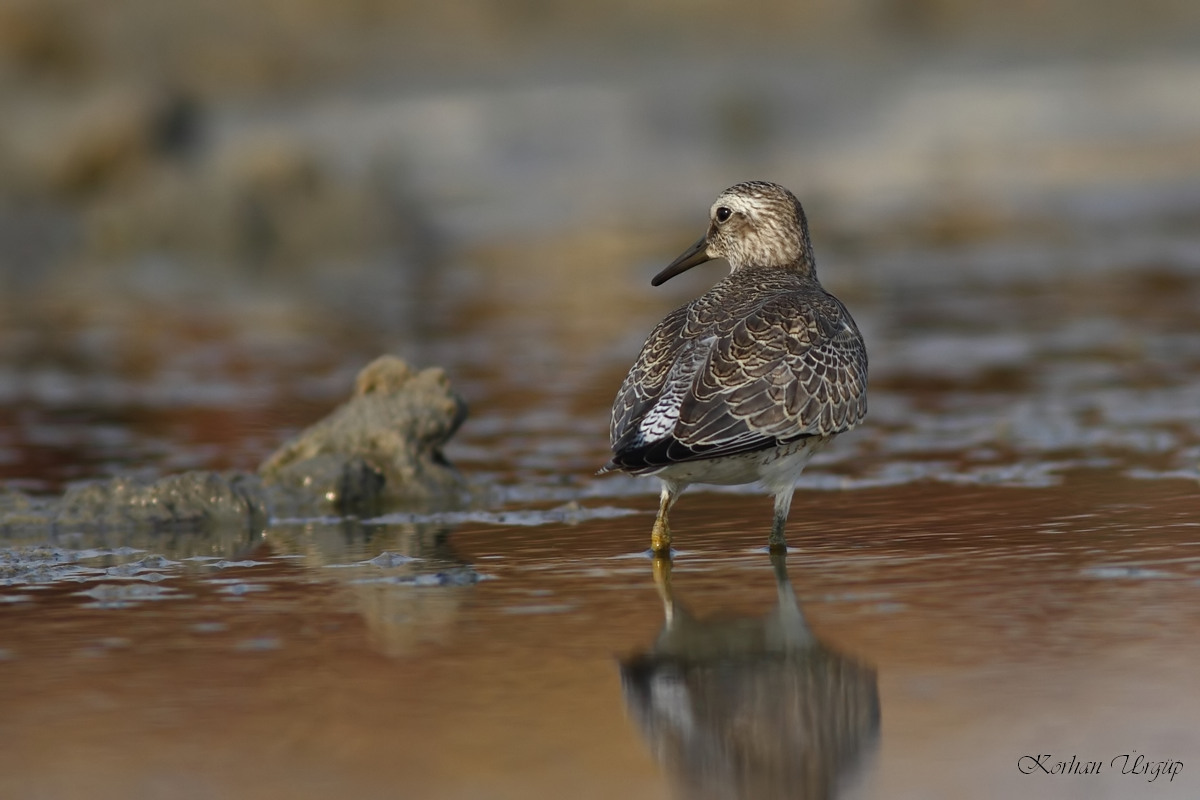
(607, 275, 866, 473)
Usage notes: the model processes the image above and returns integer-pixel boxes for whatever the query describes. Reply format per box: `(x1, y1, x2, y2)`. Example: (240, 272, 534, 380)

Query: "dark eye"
(715, 206, 732, 223)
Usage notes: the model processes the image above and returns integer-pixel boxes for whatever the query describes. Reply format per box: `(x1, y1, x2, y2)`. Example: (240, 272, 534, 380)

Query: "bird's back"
(608, 266, 867, 474)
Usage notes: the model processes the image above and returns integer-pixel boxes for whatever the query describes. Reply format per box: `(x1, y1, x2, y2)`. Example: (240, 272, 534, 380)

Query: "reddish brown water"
(2, 472, 1198, 799)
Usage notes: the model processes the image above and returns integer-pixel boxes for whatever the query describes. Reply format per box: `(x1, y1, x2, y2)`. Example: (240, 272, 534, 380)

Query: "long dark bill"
(651, 234, 712, 286)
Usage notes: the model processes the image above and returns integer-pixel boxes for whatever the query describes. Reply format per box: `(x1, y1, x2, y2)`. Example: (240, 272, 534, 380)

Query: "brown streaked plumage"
(603, 181, 867, 555)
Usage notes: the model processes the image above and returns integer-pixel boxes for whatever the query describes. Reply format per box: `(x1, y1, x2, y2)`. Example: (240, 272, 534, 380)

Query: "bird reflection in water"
(620, 554, 879, 800)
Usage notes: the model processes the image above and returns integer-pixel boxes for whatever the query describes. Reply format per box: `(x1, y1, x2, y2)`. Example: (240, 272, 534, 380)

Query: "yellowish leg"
(650, 524, 671, 555)
(651, 485, 672, 555)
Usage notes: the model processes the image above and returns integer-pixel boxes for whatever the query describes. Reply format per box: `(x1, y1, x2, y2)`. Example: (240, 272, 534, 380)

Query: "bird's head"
(652, 181, 815, 286)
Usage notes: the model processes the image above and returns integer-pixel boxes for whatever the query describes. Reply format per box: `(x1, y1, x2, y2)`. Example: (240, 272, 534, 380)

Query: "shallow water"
(2, 473, 1198, 799)
(4, 52, 1200, 799)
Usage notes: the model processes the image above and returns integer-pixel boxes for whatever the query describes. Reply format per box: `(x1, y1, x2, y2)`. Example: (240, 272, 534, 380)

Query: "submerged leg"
(651, 554, 676, 626)
(768, 549, 813, 647)
(768, 487, 795, 552)
(651, 480, 683, 555)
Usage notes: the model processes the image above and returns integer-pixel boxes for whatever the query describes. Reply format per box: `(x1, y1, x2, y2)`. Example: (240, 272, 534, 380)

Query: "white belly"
(649, 436, 830, 493)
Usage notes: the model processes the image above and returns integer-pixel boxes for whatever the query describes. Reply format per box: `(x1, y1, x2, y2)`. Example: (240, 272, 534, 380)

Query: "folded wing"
(607, 291, 866, 473)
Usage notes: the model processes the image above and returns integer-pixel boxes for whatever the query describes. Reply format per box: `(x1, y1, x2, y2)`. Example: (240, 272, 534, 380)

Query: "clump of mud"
(0, 356, 470, 532)
(259, 354, 469, 513)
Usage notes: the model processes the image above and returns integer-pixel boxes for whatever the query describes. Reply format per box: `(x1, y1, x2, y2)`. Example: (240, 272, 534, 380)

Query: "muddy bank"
(0, 356, 470, 532)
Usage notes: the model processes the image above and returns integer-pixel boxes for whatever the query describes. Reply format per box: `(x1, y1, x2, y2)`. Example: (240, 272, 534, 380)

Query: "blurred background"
(4, 7, 1200, 798)
(2, 0, 1200, 493)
